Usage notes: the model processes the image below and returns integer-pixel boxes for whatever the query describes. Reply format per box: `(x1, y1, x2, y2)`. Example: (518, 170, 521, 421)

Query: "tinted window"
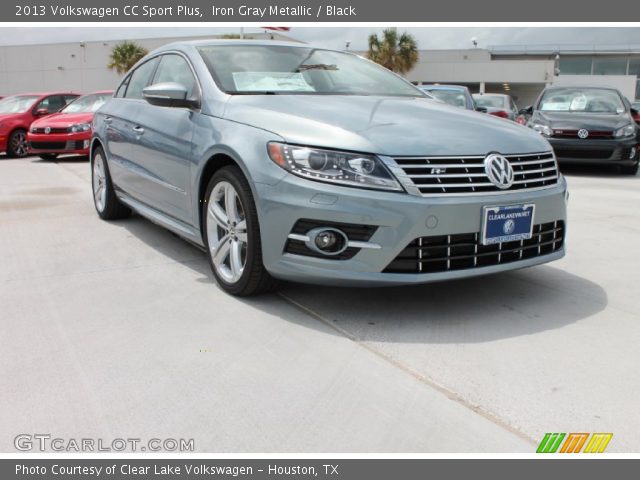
(559, 57, 592, 75)
(592, 57, 627, 75)
(36, 95, 66, 112)
(125, 58, 160, 100)
(152, 54, 198, 98)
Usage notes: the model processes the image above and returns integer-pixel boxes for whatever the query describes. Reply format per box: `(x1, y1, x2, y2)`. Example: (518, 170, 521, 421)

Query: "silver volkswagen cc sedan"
(91, 40, 568, 296)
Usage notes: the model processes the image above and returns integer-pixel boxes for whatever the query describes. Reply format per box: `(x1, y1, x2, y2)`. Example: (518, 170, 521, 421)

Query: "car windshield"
(539, 88, 625, 113)
(197, 45, 425, 97)
(0, 95, 40, 114)
(62, 93, 112, 113)
(423, 89, 468, 108)
(474, 95, 506, 109)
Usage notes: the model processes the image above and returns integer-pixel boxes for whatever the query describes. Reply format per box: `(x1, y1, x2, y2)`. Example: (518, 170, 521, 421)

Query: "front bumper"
(548, 136, 638, 166)
(255, 174, 568, 286)
(27, 132, 91, 155)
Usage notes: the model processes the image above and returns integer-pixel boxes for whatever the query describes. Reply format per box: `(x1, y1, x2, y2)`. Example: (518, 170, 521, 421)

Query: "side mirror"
(475, 106, 488, 113)
(35, 108, 49, 116)
(143, 82, 199, 109)
(519, 106, 533, 115)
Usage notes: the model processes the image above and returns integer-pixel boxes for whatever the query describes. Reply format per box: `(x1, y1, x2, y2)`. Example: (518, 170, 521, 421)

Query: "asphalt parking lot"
(1, 155, 639, 452)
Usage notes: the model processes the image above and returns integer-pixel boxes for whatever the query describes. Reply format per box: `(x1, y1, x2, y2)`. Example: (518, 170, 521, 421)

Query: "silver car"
(91, 40, 568, 296)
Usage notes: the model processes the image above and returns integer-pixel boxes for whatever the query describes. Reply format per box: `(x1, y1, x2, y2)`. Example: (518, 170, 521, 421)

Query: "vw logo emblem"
(503, 219, 515, 235)
(578, 129, 589, 139)
(44, 127, 51, 134)
(484, 153, 514, 189)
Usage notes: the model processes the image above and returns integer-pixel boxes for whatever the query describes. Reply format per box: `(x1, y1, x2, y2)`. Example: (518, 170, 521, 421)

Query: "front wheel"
(7, 129, 29, 157)
(203, 166, 277, 296)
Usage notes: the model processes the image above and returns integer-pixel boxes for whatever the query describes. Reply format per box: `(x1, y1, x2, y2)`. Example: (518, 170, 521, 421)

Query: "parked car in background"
(0, 92, 79, 157)
(631, 101, 640, 124)
(525, 86, 639, 175)
(473, 93, 519, 121)
(28, 91, 113, 160)
(418, 85, 483, 111)
(91, 40, 567, 296)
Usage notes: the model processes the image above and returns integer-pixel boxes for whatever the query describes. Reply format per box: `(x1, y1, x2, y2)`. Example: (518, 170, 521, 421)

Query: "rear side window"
(124, 57, 160, 100)
(151, 54, 198, 98)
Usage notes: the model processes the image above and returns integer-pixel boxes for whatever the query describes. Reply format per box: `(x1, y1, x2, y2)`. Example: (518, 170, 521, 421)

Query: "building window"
(629, 58, 640, 76)
(592, 57, 628, 75)
(559, 57, 592, 75)
(636, 80, 640, 100)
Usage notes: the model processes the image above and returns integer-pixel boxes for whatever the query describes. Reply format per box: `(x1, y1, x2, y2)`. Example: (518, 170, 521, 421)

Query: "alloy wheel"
(11, 131, 28, 157)
(206, 181, 248, 284)
(92, 153, 107, 212)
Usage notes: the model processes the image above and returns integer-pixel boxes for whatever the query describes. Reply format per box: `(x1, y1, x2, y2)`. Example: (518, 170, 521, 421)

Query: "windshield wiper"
(296, 64, 338, 72)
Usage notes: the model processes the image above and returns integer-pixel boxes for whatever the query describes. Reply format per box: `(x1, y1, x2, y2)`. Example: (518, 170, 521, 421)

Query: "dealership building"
(0, 34, 638, 107)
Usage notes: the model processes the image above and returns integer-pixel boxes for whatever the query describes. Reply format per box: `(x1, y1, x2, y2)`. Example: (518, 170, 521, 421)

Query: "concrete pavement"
(1, 156, 638, 452)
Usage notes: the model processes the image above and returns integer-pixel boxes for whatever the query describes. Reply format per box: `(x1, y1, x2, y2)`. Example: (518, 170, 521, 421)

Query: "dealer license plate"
(481, 204, 535, 245)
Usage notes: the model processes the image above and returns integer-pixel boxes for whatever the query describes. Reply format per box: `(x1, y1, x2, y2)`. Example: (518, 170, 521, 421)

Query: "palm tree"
(367, 28, 419, 75)
(107, 41, 149, 75)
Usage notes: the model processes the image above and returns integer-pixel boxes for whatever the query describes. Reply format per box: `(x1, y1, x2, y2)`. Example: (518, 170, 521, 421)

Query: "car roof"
(6, 92, 79, 97)
(473, 93, 509, 97)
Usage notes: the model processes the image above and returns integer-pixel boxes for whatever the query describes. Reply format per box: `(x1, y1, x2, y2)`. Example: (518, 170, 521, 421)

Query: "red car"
(28, 91, 113, 160)
(0, 92, 79, 157)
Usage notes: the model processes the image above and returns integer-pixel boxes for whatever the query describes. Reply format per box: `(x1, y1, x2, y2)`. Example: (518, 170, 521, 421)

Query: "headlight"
(267, 142, 403, 191)
(614, 123, 636, 138)
(531, 123, 553, 137)
(69, 123, 91, 133)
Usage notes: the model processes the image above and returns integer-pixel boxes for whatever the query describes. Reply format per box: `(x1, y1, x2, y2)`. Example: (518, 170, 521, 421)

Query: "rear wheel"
(7, 129, 28, 157)
(203, 166, 278, 296)
(91, 146, 131, 220)
(621, 162, 639, 175)
(38, 153, 58, 161)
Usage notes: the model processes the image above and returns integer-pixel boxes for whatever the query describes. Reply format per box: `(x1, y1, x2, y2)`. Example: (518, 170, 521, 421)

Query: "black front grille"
(29, 141, 66, 150)
(554, 147, 614, 159)
(32, 127, 68, 134)
(384, 221, 564, 274)
(393, 151, 558, 195)
(284, 219, 377, 260)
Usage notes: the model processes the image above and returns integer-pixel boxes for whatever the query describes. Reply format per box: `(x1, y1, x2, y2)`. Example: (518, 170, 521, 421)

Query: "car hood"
(223, 95, 550, 156)
(535, 111, 632, 131)
(31, 112, 93, 128)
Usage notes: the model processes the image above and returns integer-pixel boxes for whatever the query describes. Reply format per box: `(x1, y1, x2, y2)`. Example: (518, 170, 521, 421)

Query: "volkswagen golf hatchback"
(91, 40, 568, 296)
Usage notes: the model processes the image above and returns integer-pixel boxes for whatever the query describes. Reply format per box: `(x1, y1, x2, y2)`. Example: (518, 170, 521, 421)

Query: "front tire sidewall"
(203, 168, 261, 296)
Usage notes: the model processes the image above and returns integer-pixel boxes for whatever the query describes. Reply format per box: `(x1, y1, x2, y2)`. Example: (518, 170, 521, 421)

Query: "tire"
(91, 146, 131, 220)
(203, 166, 278, 296)
(621, 162, 639, 175)
(39, 153, 58, 161)
(7, 129, 29, 158)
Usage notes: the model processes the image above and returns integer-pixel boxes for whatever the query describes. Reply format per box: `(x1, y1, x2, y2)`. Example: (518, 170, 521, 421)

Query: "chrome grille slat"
(384, 221, 565, 274)
(392, 151, 559, 196)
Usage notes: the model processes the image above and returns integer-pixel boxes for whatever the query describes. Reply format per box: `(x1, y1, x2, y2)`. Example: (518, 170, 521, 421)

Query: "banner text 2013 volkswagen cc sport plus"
(91, 41, 568, 296)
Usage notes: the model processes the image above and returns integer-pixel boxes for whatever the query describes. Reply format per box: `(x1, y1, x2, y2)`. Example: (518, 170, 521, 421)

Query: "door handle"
(132, 126, 145, 135)
(103, 116, 112, 124)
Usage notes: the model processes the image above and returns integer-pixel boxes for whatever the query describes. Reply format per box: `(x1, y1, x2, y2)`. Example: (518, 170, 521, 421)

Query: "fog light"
(306, 227, 348, 255)
(631, 147, 637, 159)
(83, 140, 90, 149)
(315, 231, 337, 250)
